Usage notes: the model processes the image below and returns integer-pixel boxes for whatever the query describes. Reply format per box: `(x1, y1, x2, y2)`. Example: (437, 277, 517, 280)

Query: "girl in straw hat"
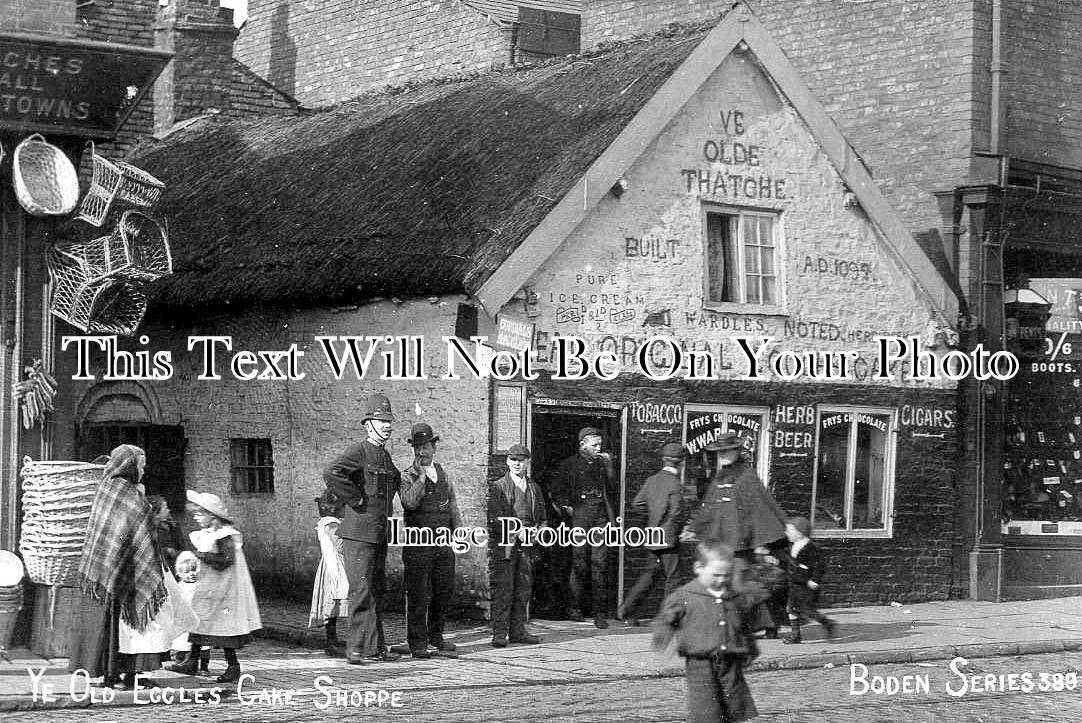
(168, 490, 261, 683)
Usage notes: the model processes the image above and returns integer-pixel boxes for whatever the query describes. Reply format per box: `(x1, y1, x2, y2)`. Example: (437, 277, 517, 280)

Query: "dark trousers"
(685, 655, 758, 723)
(491, 546, 532, 641)
(342, 538, 388, 656)
(621, 547, 680, 619)
(787, 584, 828, 623)
(570, 500, 608, 615)
(403, 545, 455, 651)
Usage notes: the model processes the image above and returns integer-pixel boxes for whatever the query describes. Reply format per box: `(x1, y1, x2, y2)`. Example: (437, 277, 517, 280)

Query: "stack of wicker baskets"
(18, 458, 104, 588)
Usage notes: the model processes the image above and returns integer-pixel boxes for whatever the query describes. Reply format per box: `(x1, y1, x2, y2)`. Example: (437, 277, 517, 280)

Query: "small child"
(169, 552, 210, 673)
(148, 494, 184, 573)
(168, 490, 262, 684)
(781, 516, 837, 644)
(653, 541, 767, 723)
(308, 488, 349, 657)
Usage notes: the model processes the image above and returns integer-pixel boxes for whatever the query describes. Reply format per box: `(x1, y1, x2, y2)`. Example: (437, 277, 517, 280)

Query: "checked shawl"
(77, 445, 167, 632)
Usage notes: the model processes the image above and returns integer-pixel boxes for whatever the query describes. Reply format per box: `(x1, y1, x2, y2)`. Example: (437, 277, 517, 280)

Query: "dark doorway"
(529, 404, 622, 619)
(78, 423, 187, 515)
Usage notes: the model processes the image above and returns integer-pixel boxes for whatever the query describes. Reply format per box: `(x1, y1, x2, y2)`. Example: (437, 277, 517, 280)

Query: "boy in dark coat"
(781, 516, 837, 644)
(653, 541, 767, 723)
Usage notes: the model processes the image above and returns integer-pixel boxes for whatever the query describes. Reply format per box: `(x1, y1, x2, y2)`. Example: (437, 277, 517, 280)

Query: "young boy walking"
(652, 541, 767, 723)
(781, 516, 837, 644)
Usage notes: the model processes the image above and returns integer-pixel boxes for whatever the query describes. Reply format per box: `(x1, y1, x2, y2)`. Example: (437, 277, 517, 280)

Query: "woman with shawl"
(67, 444, 169, 690)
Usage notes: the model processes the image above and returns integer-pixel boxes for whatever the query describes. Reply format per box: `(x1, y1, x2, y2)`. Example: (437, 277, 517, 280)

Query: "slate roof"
(127, 23, 709, 315)
(463, 1, 582, 24)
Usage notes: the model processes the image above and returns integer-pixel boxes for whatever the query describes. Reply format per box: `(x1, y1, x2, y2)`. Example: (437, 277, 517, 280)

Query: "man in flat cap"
(399, 422, 461, 658)
(552, 426, 615, 628)
(489, 443, 546, 647)
(617, 441, 688, 624)
(323, 393, 402, 664)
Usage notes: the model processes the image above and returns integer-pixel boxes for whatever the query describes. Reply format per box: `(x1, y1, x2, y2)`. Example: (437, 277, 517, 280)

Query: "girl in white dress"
(168, 490, 261, 683)
(308, 489, 349, 657)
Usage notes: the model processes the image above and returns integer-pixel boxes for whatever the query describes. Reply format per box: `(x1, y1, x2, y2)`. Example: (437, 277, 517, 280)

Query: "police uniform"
(323, 394, 400, 662)
(399, 423, 461, 657)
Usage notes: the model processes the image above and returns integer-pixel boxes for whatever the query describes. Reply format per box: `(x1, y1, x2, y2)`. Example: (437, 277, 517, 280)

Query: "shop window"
(230, 438, 274, 494)
(704, 208, 783, 311)
(812, 407, 896, 537)
(683, 404, 771, 499)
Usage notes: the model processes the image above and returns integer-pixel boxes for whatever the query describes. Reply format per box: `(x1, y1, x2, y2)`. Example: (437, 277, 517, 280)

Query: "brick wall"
(234, 0, 509, 107)
(64, 298, 495, 613)
(582, 0, 729, 48)
(1001, 0, 1082, 169)
(229, 61, 300, 117)
(0, 0, 77, 35)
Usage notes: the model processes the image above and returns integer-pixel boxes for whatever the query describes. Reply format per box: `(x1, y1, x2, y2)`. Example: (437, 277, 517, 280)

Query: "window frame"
(682, 403, 772, 488)
(810, 405, 897, 539)
(229, 437, 275, 495)
(701, 204, 787, 315)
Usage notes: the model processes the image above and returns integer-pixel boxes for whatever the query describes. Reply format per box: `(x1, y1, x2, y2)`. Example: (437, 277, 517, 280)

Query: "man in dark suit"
(552, 427, 614, 628)
(399, 422, 461, 659)
(617, 441, 687, 624)
(323, 393, 402, 664)
(489, 443, 547, 648)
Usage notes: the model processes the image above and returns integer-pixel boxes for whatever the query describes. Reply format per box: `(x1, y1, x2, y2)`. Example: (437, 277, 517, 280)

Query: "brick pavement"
(3, 595, 1081, 712)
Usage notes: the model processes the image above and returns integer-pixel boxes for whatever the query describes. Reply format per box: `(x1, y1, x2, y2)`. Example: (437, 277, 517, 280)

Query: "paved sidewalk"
(2, 595, 1081, 711)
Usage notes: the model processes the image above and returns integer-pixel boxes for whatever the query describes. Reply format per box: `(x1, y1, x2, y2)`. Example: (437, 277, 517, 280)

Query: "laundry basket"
(82, 210, 172, 283)
(19, 458, 104, 587)
(13, 135, 80, 216)
(76, 143, 164, 227)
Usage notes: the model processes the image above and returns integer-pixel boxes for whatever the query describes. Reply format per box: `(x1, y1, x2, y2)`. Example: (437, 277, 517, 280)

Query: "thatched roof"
(130, 24, 707, 315)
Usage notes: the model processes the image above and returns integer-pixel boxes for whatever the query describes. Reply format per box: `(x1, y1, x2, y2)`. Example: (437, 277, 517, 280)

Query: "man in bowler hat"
(489, 443, 546, 647)
(323, 393, 402, 664)
(399, 422, 461, 658)
(618, 441, 688, 624)
(552, 426, 615, 628)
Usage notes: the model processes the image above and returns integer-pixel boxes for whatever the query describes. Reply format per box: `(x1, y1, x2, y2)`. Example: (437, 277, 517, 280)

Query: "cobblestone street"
(4, 650, 1082, 722)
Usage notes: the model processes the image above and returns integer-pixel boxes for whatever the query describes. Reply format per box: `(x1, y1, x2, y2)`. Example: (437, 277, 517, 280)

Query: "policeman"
(323, 393, 401, 664)
(553, 426, 615, 628)
(399, 422, 461, 659)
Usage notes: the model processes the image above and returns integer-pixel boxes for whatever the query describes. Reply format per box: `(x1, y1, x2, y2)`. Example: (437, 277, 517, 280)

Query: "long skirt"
(67, 591, 162, 678)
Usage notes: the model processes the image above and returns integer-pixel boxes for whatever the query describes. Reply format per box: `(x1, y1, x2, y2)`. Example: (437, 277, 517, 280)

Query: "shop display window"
(683, 404, 771, 499)
(811, 406, 896, 538)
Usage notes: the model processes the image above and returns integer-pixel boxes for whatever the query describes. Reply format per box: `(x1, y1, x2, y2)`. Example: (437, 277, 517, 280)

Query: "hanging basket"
(13, 134, 80, 217)
(76, 142, 165, 227)
(47, 246, 149, 336)
(18, 458, 104, 587)
(83, 210, 172, 284)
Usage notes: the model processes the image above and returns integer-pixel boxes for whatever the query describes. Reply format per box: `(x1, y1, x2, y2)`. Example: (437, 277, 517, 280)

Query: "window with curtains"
(704, 207, 784, 311)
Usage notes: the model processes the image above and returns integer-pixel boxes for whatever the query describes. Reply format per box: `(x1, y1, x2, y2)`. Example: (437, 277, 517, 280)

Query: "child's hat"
(786, 516, 812, 537)
(175, 550, 198, 570)
(186, 489, 233, 523)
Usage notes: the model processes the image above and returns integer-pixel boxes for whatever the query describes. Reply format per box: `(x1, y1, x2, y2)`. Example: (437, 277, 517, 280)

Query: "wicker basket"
(18, 458, 103, 587)
(13, 134, 80, 217)
(47, 246, 149, 336)
(83, 210, 172, 284)
(76, 143, 164, 227)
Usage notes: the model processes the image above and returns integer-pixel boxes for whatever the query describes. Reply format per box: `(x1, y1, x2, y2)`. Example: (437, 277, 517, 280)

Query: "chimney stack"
(154, 0, 237, 134)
